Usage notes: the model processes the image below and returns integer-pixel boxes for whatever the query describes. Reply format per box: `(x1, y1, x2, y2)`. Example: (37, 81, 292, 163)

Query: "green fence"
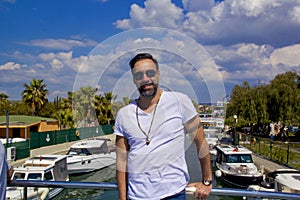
(30, 125, 114, 149)
(10, 125, 114, 161)
(5, 140, 30, 160)
(240, 133, 300, 170)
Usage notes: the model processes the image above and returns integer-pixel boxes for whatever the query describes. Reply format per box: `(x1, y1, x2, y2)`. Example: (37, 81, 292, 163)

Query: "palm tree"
(53, 94, 74, 129)
(22, 79, 48, 116)
(0, 93, 9, 115)
(73, 86, 97, 127)
(95, 92, 116, 125)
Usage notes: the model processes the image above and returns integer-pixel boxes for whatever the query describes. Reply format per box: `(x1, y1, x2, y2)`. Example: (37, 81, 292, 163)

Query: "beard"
(138, 82, 159, 97)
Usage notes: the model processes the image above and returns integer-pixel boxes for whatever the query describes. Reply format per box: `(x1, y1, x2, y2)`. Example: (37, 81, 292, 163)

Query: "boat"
(66, 138, 116, 174)
(214, 145, 264, 188)
(201, 117, 223, 161)
(6, 154, 69, 200)
(247, 169, 300, 196)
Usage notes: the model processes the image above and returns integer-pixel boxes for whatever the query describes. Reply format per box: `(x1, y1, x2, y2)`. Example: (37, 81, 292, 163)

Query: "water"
(54, 136, 241, 199)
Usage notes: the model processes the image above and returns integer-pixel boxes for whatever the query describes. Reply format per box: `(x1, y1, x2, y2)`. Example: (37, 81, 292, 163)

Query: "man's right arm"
(116, 135, 129, 200)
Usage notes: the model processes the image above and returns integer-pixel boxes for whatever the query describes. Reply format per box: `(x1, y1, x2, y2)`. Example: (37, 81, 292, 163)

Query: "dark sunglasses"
(133, 69, 157, 80)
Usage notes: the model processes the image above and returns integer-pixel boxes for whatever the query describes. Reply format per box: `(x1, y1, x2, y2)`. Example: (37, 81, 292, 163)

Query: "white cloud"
(115, 0, 300, 47)
(20, 38, 97, 50)
(289, 6, 300, 23)
(182, 0, 215, 12)
(115, 0, 184, 29)
(270, 44, 300, 67)
(0, 62, 21, 70)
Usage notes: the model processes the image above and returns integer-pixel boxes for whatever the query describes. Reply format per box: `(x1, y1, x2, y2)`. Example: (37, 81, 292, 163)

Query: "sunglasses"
(133, 69, 157, 80)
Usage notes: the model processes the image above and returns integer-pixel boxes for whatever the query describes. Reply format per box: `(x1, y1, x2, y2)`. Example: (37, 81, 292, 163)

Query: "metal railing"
(8, 180, 300, 200)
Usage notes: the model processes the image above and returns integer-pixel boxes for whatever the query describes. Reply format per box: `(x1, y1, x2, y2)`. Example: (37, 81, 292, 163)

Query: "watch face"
(203, 180, 212, 186)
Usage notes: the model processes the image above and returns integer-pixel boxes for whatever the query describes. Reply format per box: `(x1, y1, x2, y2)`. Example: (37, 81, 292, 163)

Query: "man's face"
(132, 58, 160, 97)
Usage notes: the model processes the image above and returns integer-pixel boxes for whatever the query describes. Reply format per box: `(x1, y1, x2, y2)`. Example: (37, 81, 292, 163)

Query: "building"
(0, 115, 59, 140)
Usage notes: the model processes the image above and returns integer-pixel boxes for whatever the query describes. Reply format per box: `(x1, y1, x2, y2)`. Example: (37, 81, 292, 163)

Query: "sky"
(0, 0, 300, 104)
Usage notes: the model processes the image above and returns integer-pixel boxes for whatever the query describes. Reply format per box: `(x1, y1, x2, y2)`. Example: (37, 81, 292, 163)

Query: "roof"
(0, 115, 58, 127)
(216, 145, 253, 155)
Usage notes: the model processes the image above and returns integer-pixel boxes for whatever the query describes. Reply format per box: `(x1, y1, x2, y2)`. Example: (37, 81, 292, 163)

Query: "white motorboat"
(247, 169, 300, 194)
(66, 138, 116, 174)
(214, 145, 264, 188)
(7, 154, 69, 200)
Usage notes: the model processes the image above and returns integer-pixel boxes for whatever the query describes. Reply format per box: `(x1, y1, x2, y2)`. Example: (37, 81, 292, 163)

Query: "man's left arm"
(185, 115, 212, 199)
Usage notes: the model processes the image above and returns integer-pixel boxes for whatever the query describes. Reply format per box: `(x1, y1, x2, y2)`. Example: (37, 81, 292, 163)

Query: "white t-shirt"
(0, 141, 9, 200)
(114, 91, 198, 200)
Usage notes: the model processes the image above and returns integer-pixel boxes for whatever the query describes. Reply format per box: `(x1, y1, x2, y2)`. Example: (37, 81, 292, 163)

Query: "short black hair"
(129, 53, 159, 69)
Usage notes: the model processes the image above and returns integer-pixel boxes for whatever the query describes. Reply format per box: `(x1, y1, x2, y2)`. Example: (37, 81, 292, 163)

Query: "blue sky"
(0, 0, 300, 104)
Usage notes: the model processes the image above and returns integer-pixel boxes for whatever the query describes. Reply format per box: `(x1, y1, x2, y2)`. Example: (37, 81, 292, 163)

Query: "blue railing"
(8, 180, 300, 200)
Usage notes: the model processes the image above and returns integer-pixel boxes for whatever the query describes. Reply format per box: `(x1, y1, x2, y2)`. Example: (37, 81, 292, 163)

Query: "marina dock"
(252, 154, 289, 173)
(11, 134, 288, 173)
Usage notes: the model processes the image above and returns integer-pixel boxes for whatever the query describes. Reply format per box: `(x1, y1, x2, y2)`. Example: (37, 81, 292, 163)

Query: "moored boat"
(247, 169, 300, 195)
(214, 145, 264, 188)
(66, 138, 116, 174)
(6, 154, 69, 200)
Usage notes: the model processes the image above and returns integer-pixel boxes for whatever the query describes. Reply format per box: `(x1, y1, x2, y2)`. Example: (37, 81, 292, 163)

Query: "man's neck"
(138, 88, 162, 110)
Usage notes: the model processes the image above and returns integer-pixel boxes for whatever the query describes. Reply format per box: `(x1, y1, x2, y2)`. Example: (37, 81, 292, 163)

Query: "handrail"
(8, 180, 300, 200)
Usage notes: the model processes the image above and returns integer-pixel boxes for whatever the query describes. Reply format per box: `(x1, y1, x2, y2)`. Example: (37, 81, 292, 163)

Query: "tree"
(72, 86, 98, 127)
(53, 93, 75, 129)
(95, 92, 116, 125)
(226, 81, 254, 127)
(268, 71, 300, 126)
(0, 93, 9, 115)
(22, 79, 48, 116)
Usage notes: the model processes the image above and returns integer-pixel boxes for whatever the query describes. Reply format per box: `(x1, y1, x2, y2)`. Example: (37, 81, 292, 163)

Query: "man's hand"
(187, 182, 212, 199)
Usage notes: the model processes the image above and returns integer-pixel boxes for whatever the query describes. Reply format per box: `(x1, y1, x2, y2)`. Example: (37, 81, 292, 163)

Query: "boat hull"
(6, 187, 64, 200)
(67, 152, 116, 174)
(216, 171, 263, 188)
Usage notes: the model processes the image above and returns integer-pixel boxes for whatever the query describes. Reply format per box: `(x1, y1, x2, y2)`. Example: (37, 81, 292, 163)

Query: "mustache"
(139, 81, 154, 87)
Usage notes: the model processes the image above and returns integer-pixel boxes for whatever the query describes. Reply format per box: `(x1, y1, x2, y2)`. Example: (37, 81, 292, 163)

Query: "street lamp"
(233, 115, 238, 145)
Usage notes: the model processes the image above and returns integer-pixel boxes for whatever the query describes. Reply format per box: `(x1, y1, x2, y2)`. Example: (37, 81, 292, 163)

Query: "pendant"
(146, 138, 150, 145)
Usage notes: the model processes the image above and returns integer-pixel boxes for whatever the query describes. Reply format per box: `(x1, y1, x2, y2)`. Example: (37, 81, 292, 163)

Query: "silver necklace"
(136, 92, 161, 145)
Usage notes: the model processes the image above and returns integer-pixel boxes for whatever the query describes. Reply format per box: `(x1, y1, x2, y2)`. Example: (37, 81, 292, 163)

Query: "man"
(0, 141, 12, 200)
(114, 53, 212, 200)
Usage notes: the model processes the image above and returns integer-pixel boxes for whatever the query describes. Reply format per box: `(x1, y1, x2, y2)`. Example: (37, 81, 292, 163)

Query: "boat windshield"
(28, 173, 43, 180)
(68, 148, 91, 156)
(13, 172, 26, 180)
(226, 154, 253, 163)
(205, 133, 218, 138)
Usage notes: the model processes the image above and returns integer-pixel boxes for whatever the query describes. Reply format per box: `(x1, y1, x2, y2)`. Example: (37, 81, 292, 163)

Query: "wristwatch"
(202, 179, 212, 186)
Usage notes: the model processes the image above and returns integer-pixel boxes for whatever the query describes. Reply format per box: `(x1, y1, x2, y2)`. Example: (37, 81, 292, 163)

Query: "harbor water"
(54, 136, 240, 200)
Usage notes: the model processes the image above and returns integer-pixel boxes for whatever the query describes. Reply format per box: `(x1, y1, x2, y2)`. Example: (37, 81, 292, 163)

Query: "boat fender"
(75, 130, 80, 137)
(215, 170, 222, 177)
(40, 188, 50, 200)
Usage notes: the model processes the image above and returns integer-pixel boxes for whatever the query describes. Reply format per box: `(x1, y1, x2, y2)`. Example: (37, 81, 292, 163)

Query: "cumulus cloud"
(0, 62, 21, 70)
(270, 44, 300, 67)
(115, 0, 184, 29)
(113, 0, 300, 91)
(19, 37, 97, 50)
(115, 0, 300, 47)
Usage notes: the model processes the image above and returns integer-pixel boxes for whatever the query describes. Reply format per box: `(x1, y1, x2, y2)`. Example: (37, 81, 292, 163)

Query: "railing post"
(270, 141, 272, 160)
(258, 137, 261, 154)
(24, 186, 27, 200)
(286, 142, 289, 165)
